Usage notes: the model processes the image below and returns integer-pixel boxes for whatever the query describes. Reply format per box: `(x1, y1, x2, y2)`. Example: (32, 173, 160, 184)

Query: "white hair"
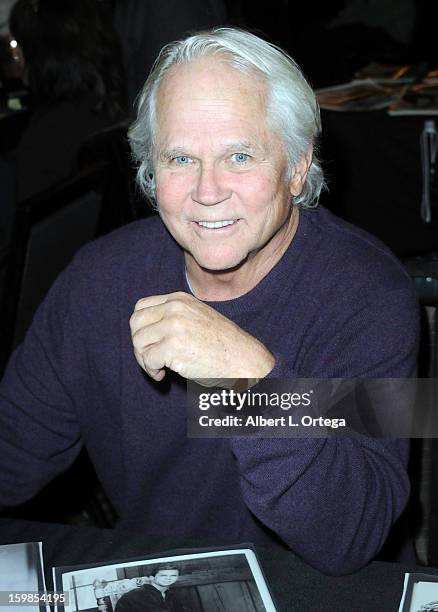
(128, 27, 325, 209)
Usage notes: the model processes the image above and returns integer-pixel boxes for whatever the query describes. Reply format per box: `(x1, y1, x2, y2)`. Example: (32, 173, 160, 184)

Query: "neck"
(151, 583, 168, 594)
(185, 205, 299, 301)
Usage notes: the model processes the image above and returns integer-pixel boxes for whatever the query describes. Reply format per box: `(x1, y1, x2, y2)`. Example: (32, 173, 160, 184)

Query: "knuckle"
(129, 311, 138, 330)
(131, 328, 144, 348)
(134, 297, 148, 310)
(144, 344, 163, 371)
(133, 348, 143, 365)
(166, 333, 180, 351)
(167, 314, 183, 335)
(141, 346, 152, 369)
(166, 299, 183, 316)
(171, 358, 184, 375)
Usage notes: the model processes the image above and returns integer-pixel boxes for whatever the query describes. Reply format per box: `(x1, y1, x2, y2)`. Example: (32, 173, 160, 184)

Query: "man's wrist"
(231, 342, 275, 390)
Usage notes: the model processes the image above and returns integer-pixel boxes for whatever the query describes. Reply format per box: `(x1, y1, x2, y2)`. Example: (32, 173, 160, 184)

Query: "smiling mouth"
(195, 219, 239, 229)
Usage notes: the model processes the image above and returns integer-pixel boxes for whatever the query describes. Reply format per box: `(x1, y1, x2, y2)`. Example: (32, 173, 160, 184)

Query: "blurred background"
(2, 0, 438, 255)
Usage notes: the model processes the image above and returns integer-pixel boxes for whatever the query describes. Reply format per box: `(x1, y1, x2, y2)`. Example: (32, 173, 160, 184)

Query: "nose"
(191, 164, 231, 206)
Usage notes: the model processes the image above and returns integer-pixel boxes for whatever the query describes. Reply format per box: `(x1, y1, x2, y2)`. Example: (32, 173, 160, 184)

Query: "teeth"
(197, 220, 236, 228)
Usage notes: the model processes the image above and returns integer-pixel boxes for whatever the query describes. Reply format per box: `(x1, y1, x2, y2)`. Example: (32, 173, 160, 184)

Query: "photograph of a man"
(114, 564, 184, 612)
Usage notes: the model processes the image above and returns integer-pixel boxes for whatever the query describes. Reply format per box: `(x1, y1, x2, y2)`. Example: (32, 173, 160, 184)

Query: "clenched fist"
(130, 292, 275, 385)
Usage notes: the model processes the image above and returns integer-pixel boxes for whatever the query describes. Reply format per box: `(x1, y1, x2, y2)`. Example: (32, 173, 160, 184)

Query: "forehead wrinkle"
(162, 57, 266, 95)
(156, 119, 276, 162)
(160, 95, 257, 127)
(156, 59, 268, 118)
(154, 58, 277, 160)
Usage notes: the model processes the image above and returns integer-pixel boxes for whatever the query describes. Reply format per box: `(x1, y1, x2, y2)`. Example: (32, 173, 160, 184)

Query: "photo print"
(53, 547, 277, 612)
(0, 541, 47, 612)
(399, 573, 438, 612)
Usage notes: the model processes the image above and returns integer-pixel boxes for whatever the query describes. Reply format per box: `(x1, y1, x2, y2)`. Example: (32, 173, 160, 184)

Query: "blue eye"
(232, 153, 250, 163)
(174, 155, 192, 164)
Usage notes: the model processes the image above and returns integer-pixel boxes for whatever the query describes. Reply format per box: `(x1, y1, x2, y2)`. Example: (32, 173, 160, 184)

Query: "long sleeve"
(231, 286, 419, 575)
(0, 264, 84, 509)
(0, 208, 422, 576)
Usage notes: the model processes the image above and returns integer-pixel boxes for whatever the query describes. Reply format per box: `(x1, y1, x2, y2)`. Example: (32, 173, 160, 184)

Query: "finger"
(133, 345, 166, 381)
(130, 303, 166, 334)
(141, 342, 169, 372)
(134, 294, 171, 311)
(130, 292, 194, 334)
(151, 369, 166, 381)
(134, 291, 194, 312)
(131, 320, 165, 351)
(143, 347, 172, 380)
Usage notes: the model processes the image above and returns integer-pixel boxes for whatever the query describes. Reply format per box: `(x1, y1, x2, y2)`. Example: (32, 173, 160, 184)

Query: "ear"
(289, 147, 313, 197)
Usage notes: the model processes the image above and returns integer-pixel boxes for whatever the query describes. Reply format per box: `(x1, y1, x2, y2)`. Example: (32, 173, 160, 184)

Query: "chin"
(193, 249, 247, 272)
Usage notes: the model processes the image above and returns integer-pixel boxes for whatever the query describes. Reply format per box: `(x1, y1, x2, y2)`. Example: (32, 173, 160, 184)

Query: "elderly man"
(0, 28, 418, 576)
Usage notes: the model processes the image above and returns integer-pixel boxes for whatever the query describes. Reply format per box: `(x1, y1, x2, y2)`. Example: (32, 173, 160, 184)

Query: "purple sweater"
(0, 207, 419, 575)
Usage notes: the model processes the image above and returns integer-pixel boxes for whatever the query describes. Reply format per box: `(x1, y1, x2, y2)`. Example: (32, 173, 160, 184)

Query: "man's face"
(154, 57, 306, 274)
(153, 570, 179, 587)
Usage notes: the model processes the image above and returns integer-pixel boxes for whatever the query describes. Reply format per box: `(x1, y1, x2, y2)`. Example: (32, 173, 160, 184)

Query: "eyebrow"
(158, 147, 188, 161)
(158, 141, 259, 161)
(222, 141, 257, 154)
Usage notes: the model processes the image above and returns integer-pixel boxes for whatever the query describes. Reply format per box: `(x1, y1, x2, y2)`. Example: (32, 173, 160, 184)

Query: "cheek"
(156, 171, 194, 211)
(231, 170, 288, 213)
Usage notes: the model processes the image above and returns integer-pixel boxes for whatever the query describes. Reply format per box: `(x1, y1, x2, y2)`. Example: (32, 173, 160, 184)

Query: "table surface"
(0, 517, 436, 612)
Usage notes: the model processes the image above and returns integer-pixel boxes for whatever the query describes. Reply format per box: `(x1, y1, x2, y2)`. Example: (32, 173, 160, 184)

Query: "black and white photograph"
(400, 573, 438, 612)
(53, 547, 276, 612)
(0, 541, 47, 612)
